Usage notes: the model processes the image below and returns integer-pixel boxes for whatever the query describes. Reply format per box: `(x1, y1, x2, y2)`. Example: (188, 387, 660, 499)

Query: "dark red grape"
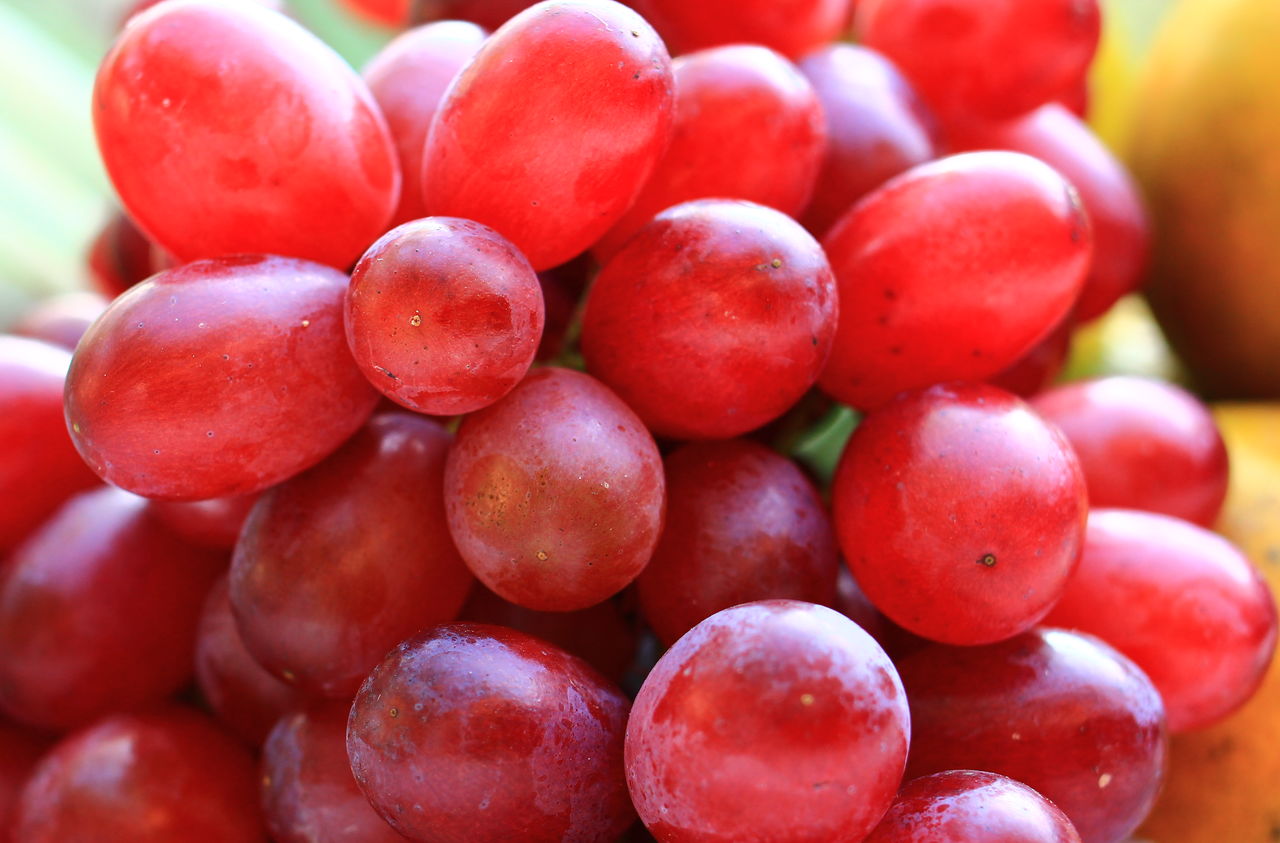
(819, 152, 1092, 410)
(988, 315, 1074, 398)
(85, 209, 156, 298)
(626, 600, 909, 842)
(345, 218, 544, 415)
(231, 412, 473, 698)
(582, 199, 838, 440)
(262, 701, 402, 842)
(832, 383, 1087, 645)
(64, 255, 379, 501)
(0, 487, 225, 731)
(444, 367, 665, 611)
(831, 567, 925, 662)
(348, 622, 635, 842)
(629, 0, 854, 60)
(899, 628, 1167, 843)
(1045, 509, 1277, 732)
(420, 0, 675, 270)
(95, 0, 399, 267)
(1030, 376, 1229, 526)
(363, 21, 488, 226)
(797, 44, 937, 237)
(864, 770, 1081, 843)
(12, 292, 108, 350)
(148, 493, 259, 550)
(0, 720, 48, 837)
(15, 707, 265, 842)
(636, 439, 839, 645)
(593, 44, 826, 262)
(409, 0, 547, 30)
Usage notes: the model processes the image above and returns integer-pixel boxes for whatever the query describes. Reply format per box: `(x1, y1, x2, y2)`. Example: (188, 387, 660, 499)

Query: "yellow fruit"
(1127, 0, 1280, 399)
(1137, 404, 1280, 842)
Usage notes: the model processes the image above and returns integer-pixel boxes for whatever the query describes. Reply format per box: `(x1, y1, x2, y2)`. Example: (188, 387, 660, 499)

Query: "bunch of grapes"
(0, 0, 1275, 841)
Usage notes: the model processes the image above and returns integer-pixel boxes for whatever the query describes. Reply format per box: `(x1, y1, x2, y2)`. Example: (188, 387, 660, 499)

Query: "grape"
(347, 622, 635, 842)
(231, 412, 473, 698)
(1045, 509, 1278, 733)
(0, 336, 98, 554)
(819, 152, 1092, 410)
(899, 628, 1167, 843)
(988, 315, 1074, 399)
(863, 770, 1081, 843)
(121, 0, 287, 28)
(628, 0, 854, 60)
(581, 199, 838, 440)
(592, 44, 826, 262)
(535, 254, 595, 362)
(64, 255, 379, 501)
(857, 0, 1100, 122)
(345, 218, 545, 415)
(12, 292, 108, 350)
(338, 0, 408, 26)
(832, 567, 925, 662)
(85, 209, 158, 297)
(626, 600, 909, 842)
(0, 721, 48, 835)
(148, 493, 259, 550)
(363, 21, 488, 226)
(409, 0, 539, 29)
(1029, 376, 1229, 526)
(262, 702, 402, 842)
(94, 0, 399, 268)
(0, 487, 225, 731)
(832, 383, 1087, 645)
(947, 104, 1150, 322)
(444, 367, 665, 611)
(195, 576, 310, 746)
(636, 439, 839, 645)
(796, 44, 938, 237)
(14, 707, 265, 842)
(420, 0, 675, 271)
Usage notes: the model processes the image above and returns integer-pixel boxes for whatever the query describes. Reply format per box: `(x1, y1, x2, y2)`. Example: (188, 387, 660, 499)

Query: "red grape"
(857, 0, 1100, 122)
(819, 151, 1092, 410)
(988, 315, 1074, 398)
(348, 622, 635, 842)
(339, 0, 408, 26)
(230, 412, 473, 698)
(797, 44, 938, 237)
(85, 209, 157, 298)
(0, 721, 48, 837)
(12, 292, 108, 350)
(262, 702, 402, 842)
(345, 218, 545, 415)
(636, 439, 839, 645)
(444, 367, 665, 611)
(1030, 376, 1229, 526)
(95, 0, 399, 268)
(409, 0, 539, 29)
(420, 0, 675, 271)
(1045, 509, 1277, 732)
(592, 44, 826, 262)
(0, 487, 225, 731)
(947, 104, 1150, 322)
(899, 628, 1167, 843)
(363, 20, 488, 226)
(581, 199, 838, 440)
(14, 707, 265, 842)
(629, 0, 854, 60)
(195, 577, 310, 746)
(148, 493, 259, 550)
(626, 600, 909, 842)
(864, 770, 1081, 843)
(831, 567, 925, 662)
(832, 383, 1087, 645)
(0, 336, 98, 554)
(64, 255, 379, 501)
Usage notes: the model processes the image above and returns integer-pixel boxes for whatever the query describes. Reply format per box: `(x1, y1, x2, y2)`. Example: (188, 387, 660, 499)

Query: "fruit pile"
(0, 0, 1275, 841)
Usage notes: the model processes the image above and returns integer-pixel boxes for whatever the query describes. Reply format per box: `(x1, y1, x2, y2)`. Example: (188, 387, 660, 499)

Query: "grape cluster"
(0, 0, 1275, 841)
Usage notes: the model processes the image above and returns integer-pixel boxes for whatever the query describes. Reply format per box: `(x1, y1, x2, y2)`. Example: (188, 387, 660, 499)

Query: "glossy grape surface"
(637, 439, 839, 645)
(900, 628, 1167, 843)
(1045, 509, 1277, 732)
(630, 0, 854, 60)
(348, 622, 634, 842)
(819, 152, 1092, 410)
(864, 770, 1081, 843)
(231, 412, 473, 698)
(1030, 376, 1228, 526)
(0, 487, 225, 731)
(345, 218, 544, 415)
(15, 708, 265, 842)
(65, 255, 379, 501)
(444, 367, 665, 611)
(95, 0, 399, 267)
(626, 600, 909, 842)
(593, 44, 826, 261)
(582, 200, 838, 440)
(421, 0, 674, 271)
(832, 383, 1087, 645)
